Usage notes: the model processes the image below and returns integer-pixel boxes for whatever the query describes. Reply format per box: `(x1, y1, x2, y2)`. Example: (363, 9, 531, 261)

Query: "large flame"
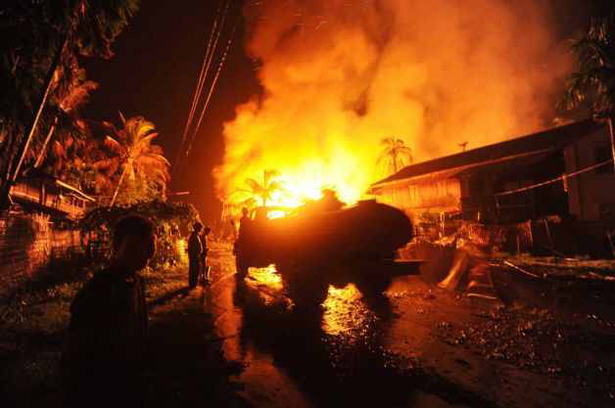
(214, 0, 570, 208)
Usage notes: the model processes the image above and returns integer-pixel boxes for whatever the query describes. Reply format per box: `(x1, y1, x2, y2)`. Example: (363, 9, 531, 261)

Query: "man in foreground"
(61, 215, 156, 408)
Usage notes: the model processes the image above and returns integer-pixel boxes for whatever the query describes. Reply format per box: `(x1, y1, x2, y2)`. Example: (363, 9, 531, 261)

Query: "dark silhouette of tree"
(378, 137, 413, 175)
(235, 169, 285, 208)
(563, 12, 615, 171)
(33, 63, 98, 169)
(0, 0, 139, 207)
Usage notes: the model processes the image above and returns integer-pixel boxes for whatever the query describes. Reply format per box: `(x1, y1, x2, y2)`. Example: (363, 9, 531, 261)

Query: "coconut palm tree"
(0, 0, 140, 210)
(563, 13, 615, 172)
(33, 65, 98, 169)
(235, 169, 285, 208)
(93, 113, 170, 206)
(377, 137, 413, 175)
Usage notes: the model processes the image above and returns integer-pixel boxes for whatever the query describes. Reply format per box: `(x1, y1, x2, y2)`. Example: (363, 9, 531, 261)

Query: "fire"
(263, 158, 368, 208)
(214, 0, 570, 209)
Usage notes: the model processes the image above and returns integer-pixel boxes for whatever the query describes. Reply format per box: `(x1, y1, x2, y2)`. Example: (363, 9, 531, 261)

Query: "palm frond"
(103, 135, 124, 154)
(244, 178, 264, 194)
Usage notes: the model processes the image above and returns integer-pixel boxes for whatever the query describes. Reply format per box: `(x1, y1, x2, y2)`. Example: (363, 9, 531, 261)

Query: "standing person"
(200, 226, 212, 284)
(188, 222, 203, 288)
(60, 215, 156, 408)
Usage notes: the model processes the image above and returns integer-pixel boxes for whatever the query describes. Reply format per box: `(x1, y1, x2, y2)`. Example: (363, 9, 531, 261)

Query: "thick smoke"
(215, 0, 570, 204)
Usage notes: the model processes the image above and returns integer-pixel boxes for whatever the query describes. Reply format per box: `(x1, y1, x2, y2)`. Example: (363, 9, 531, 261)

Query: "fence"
(0, 211, 84, 298)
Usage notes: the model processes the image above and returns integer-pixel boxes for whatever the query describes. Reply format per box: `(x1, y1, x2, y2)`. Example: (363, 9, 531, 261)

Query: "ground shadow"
(148, 287, 192, 308)
(233, 267, 421, 408)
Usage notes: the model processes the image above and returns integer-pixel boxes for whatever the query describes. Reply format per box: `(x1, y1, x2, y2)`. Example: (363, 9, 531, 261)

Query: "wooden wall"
(376, 178, 461, 218)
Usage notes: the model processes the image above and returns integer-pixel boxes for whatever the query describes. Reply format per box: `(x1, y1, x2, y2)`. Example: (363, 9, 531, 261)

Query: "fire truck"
(235, 199, 420, 307)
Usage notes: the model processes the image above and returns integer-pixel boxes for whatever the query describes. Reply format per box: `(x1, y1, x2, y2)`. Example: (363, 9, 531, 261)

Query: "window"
(594, 145, 614, 174)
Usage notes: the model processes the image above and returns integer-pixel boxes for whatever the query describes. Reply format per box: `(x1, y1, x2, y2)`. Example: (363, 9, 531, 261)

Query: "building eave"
(54, 179, 96, 202)
(370, 148, 555, 192)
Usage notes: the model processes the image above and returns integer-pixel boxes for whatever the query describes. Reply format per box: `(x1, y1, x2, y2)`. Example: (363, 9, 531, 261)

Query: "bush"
(79, 200, 200, 266)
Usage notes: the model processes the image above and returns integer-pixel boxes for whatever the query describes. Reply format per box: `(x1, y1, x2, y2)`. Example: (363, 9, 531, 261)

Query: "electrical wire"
(495, 158, 613, 197)
(185, 17, 238, 157)
(174, 0, 232, 173)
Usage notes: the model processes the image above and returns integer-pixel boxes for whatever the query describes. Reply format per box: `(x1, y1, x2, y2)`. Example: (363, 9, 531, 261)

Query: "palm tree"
(235, 169, 285, 208)
(93, 113, 170, 206)
(33, 66, 98, 169)
(563, 13, 615, 172)
(0, 0, 140, 211)
(377, 137, 413, 175)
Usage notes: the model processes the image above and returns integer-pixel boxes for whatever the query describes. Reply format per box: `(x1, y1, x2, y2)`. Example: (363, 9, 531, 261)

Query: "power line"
(495, 158, 613, 197)
(174, 0, 232, 174)
(185, 17, 238, 158)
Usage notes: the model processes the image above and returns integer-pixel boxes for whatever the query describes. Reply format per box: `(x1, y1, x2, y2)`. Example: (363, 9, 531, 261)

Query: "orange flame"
(214, 0, 570, 208)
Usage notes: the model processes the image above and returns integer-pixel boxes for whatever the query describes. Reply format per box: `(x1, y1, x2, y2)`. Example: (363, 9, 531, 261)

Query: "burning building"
(215, 0, 570, 210)
(370, 119, 615, 256)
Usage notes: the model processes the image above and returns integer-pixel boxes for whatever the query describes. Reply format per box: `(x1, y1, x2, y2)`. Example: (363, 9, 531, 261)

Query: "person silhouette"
(188, 222, 203, 288)
(60, 215, 156, 408)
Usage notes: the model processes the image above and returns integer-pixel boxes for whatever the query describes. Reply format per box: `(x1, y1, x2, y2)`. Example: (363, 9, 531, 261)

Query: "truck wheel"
(285, 269, 330, 308)
(355, 275, 392, 297)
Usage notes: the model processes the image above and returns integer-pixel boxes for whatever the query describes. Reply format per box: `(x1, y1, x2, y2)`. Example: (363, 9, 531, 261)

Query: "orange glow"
(214, 1, 570, 208)
(176, 238, 188, 265)
(246, 265, 288, 306)
(322, 284, 372, 337)
(248, 264, 283, 289)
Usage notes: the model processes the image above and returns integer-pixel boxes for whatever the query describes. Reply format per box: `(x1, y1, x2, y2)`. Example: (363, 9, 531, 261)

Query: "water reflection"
(244, 265, 290, 307)
(206, 254, 424, 407)
(322, 284, 374, 337)
(242, 264, 389, 338)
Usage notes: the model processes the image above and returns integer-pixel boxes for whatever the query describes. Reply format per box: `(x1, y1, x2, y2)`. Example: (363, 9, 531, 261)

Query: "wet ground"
(4, 248, 612, 408)
(178, 247, 615, 408)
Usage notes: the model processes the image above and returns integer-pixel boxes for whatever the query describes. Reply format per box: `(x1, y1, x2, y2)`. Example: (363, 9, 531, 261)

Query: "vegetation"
(377, 137, 413, 175)
(0, 0, 140, 187)
(92, 114, 170, 206)
(80, 200, 200, 266)
(45, 122, 97, 188)
(563, 12, 615, 171)
(234, 169, 286, 208)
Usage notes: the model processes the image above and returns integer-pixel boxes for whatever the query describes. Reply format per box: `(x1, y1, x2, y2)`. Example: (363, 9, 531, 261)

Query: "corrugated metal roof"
(371, 119, 603, 189)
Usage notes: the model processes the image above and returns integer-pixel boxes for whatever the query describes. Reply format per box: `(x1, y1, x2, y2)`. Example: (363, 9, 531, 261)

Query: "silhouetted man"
(61, 215, 156, 408)
(188, 222, 203, 288)
(238, 207, 251, 238)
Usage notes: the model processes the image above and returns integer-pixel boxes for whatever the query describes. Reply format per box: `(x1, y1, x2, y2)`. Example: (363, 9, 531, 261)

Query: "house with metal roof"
(369, 119, 615, 226)
(9, 170, 96, 220)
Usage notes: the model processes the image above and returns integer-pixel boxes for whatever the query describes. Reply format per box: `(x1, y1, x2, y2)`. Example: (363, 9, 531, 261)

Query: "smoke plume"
(215, 0, 570, 206)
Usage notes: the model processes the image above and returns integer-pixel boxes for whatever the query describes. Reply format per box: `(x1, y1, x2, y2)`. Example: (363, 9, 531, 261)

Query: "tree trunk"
(109, 163, 129, 207)
(608, 116, 615, 173)
(394, 150, 398, 173)
(34, 117, 58, 168)
(0, 34, 68, 211)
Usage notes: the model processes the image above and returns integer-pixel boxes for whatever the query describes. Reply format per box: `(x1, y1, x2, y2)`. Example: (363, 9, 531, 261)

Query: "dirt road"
(147, 247, 613, 408)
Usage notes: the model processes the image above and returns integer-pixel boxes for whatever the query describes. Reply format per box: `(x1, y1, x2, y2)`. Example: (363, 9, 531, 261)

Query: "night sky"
(82, 0, 615, 224)
(83, 0, 258, 224)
